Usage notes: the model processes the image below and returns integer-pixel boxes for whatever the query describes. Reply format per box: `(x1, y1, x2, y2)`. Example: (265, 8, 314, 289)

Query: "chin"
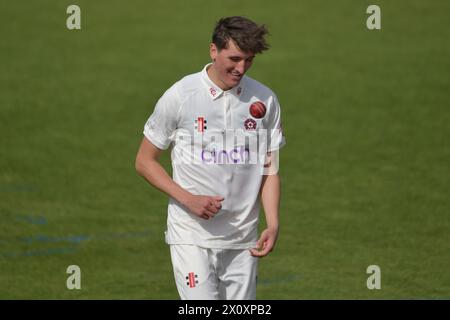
(228, 78, 240, 87)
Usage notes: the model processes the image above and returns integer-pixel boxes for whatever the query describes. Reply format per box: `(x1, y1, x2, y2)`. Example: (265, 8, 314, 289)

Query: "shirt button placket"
(224, 92, 232, 130)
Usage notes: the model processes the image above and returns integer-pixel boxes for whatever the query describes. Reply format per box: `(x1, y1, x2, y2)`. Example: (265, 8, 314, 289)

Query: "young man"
(135, 16, 285, 300)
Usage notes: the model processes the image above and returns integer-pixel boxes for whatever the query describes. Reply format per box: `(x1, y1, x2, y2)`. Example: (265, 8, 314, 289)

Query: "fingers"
(212, 196, 224, 210)
(250, 249, 264, 257)
(250, 233, 274, 257)
(249, 239, 263, 257)
(201, 213, 211, 220)
(207, 201, 220, 213)
(196, 195, 225, 220)
(207, 196, 224, 213)
(200, 205, 219, 220)
(250, 243, 272, 257)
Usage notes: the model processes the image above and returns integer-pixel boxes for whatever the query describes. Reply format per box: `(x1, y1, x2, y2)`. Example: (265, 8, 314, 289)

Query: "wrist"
(177, 190, 193, 206)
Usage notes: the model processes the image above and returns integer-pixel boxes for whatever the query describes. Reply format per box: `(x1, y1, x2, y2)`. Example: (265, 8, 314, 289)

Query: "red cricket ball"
(249, 101, 266, 119)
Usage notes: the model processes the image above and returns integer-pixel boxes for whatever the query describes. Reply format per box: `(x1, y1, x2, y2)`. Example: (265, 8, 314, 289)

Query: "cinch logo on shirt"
(171, 128, 281, 170)
(194, 117, 207, 132)
(186, 272, 198, 288)
(201, 146, 250, 164)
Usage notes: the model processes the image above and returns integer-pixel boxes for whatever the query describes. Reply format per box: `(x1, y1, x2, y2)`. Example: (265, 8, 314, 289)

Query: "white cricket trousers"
(170, 244, 258, 300)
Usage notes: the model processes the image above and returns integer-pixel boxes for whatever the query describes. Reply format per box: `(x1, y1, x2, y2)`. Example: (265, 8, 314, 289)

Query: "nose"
(235, 60, 245, 74)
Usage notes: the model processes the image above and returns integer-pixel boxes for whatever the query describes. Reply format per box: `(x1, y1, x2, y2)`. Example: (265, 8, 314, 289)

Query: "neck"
(207, 64, 232, 91)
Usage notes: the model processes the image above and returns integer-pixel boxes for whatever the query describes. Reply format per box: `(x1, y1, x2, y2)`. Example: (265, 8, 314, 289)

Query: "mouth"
(229, 71, 242, 81)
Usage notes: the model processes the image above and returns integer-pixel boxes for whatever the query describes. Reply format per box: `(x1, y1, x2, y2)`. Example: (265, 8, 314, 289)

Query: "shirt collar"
(201, 63, 245, 100)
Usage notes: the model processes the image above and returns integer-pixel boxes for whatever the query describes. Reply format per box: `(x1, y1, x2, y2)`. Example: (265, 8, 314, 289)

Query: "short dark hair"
(212, 16, 269, 54)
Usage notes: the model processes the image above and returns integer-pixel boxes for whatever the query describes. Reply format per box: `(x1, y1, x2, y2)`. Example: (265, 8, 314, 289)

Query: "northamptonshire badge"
(244, 118, 257, 130)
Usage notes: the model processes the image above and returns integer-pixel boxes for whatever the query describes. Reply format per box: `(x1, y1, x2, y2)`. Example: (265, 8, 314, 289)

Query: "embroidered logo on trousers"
(186, 272, 199, 288)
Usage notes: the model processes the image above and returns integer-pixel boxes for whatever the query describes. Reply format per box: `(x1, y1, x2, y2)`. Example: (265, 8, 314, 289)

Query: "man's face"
(209, 40, 255, 90)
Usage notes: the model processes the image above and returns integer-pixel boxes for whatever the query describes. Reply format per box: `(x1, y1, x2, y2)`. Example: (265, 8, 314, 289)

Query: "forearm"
(136, 159, 191, 205)
(250, 173, 281, 257)
(260, 173, 280, 231)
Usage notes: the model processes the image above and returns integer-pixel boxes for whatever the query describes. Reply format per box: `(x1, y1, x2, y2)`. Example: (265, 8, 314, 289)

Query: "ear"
(209, 43, 218, 62)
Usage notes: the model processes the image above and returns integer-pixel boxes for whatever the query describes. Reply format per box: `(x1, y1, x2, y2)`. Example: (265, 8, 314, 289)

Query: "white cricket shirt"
(143, 64, 285, 249)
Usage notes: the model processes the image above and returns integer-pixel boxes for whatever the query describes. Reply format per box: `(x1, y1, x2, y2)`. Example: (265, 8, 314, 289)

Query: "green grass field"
(1, 0, 449, 299)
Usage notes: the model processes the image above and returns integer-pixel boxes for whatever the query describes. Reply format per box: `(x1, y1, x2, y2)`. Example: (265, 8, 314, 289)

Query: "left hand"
(250, 228, 279, 257)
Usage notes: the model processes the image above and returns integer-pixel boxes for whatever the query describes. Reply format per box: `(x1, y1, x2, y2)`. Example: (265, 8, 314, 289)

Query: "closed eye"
(229, 56, 254, 63)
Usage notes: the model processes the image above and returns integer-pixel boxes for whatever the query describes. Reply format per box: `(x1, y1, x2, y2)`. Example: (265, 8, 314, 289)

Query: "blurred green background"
(0, 0, 449, 299)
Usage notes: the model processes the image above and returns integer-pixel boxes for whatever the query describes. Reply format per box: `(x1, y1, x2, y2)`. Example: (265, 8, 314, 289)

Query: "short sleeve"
(266, 94, 286, 152)
(143, 83, 180, 150)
